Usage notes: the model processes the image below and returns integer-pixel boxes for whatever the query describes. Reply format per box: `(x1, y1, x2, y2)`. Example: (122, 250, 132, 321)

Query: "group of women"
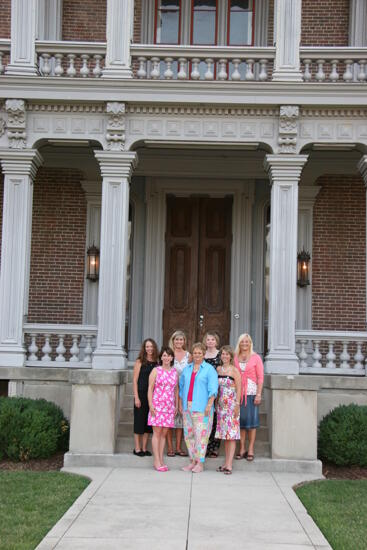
(133, 331, 264, 474)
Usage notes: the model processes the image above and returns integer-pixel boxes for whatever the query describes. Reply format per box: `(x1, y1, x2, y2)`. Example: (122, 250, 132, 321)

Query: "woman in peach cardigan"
(234, 333, 264, 462)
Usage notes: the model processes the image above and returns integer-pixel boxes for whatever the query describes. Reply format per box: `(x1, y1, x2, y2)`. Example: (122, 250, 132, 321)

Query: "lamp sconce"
(297, 249, 311, 287)
(86, 244, 100, 282)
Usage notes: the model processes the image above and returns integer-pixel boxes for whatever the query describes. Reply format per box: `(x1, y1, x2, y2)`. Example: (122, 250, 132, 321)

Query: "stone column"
(6, 0, 38, 76)
(92, 151, 137, 369)
(264, 154, 308, 374)
(357, 155, 367, 327)
(102, 0, 133, 79)
(272, 0, 303, 82)
(349, 0, 367, 46)
(0, 149, 43, 367)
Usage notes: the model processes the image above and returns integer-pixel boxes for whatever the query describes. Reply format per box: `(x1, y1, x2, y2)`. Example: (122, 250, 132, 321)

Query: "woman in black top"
(203, 332, 221, 458)
(133, 338, 159, 456)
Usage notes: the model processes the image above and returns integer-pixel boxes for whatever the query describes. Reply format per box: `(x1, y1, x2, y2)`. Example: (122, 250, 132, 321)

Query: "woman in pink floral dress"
(215, 346, 241, 474)
(148, 347, 178, 472)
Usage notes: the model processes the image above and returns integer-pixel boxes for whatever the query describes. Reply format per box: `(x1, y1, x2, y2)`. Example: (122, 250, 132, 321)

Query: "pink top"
(187, 370, 197, 402)
(234, 353, 264, 406)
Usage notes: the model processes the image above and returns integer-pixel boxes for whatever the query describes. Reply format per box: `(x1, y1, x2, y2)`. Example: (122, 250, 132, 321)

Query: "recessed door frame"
(143, 177, 254, 347)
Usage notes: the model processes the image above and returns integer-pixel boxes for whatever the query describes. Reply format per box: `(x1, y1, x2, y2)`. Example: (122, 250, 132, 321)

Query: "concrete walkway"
(36, 465, 331, 550)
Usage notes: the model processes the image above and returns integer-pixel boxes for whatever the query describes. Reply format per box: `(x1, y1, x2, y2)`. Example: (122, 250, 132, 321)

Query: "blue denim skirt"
(240, 395, 259, 429)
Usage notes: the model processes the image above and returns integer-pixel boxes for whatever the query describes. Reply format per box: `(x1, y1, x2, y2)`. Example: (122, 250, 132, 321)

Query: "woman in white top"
(166, 330, 191, 457)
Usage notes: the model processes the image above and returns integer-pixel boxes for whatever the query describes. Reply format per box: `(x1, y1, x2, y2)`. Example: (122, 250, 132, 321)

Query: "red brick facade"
(301, 0, 349, 46)
(62, 0, 106, 42)
(27, 168, 87, 324)
(133, 0, 142, 43)
(0, 0, 11, 39)
(312, 175, 366, 331)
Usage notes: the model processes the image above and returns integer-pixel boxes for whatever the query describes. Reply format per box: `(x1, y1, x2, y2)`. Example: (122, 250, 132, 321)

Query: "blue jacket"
(179, 361, 218, 414)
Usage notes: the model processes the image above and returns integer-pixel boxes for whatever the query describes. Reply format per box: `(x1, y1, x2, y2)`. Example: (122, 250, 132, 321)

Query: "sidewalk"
(36, 463, 331, 550)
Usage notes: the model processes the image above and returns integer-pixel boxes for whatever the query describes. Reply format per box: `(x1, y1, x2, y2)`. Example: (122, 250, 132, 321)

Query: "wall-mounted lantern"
(297, 249, 311, 287)
(86, 244, 100, 282)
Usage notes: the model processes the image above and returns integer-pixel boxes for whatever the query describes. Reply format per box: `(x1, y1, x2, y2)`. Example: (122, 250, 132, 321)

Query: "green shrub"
(0, 397, 69, 461)
(318, 404, 367, 467)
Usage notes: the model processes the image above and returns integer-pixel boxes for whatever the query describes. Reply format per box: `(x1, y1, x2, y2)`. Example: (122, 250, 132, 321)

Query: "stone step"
(64, 452, 323, 475)
(119, 410, 269, 428)
(120, 394, 134, 408)
(115, 435, 271, 457)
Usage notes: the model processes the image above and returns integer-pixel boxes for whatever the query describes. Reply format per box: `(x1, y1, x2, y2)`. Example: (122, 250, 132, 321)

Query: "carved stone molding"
(127, 105, 277, 117)
(27, 103, 105, 113)
(106, 102, 126, 151)
(300, 108, 367, 118)
(5, 99, 27, 149)
(278, 105, 299, 154)
(0, 118, 5, 138)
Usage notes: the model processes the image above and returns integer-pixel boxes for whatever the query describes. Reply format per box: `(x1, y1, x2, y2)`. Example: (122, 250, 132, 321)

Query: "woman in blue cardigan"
(179, 342, 218, 473)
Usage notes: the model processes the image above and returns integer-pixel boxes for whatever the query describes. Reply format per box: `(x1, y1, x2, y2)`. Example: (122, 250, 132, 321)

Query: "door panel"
(163, 196, 232, 348)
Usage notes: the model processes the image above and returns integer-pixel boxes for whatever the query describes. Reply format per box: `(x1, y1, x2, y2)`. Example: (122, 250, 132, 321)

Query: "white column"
(357, 155, 367, 328)
(272, 0, 303, 82)
(0, 149, 43, 367)
(92, 151, 137, 369)
(264, 154, 308, 374)
(349, 0, 367, 46)
(102, 0, 133, 79)
(6, 0, 38, 76)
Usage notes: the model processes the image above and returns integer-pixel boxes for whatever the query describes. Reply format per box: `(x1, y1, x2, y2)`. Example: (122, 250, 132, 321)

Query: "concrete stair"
(117, 368, 271, 457)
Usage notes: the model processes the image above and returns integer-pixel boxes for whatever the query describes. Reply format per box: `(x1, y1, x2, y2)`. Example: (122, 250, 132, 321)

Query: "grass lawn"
(0, 471, 90, 550)
(296, 479, 367, 550)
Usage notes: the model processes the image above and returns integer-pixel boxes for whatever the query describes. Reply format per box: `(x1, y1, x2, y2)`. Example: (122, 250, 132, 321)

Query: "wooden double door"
(163, 196, 232, 348)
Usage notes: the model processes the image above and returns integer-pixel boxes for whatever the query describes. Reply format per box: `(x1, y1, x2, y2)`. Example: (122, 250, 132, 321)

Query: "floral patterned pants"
(183, 406, 213, 463)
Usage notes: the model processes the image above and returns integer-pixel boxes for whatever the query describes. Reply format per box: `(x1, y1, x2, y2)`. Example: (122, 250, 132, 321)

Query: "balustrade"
(0, 39, 10, 74)
(296, 330, 367, 375)
(300, 48, 367, 82)
(35, 41, 105, 77)
(23, 324, 97, 367)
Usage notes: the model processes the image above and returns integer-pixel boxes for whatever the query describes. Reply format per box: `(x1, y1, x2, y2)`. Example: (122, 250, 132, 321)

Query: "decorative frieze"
(5, 99, 27, 149)
(106, 102, 126, 151)
(278, 105, 299, 154)
(300, 108, 367, 118)
(126, 105, 277, 117)
(27, 103, 105, 113)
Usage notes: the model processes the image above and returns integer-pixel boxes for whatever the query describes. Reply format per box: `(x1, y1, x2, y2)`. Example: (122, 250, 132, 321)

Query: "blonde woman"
(166, 330, 191, 457)
(179, 342, 218, 473)
(234, 333, 264, 462)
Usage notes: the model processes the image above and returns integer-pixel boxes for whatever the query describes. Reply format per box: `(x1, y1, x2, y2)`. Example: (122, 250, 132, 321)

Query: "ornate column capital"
(0, 148, 43, 178)
(94, 150, 138, 178)
(264, 154, 309, 181)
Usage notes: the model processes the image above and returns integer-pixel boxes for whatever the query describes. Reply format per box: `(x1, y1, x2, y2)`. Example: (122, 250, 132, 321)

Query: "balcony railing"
(23, 323, 97, 367)
(130, 44, 275, 81)
(0, 39, 10, 74)
(36, 40, 106, 77)
(296, 330, 367, 376)
(300, 47, 367, 82)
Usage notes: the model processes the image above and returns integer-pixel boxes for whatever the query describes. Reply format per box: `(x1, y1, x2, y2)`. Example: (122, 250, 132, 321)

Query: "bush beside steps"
(0, 397, 69, 461)
(318, 404, 367, 467)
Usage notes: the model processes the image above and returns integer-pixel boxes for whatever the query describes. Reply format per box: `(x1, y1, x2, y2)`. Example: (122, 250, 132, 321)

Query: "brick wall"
(312, 175, 366, 331)
(0, 0, 11, 38)
(267, 0, 274, 46)
(27, 168, 87, 324)
(62, 0, 106, 42)
(133, 0, 142, 43)
(301, 0, 349, 46)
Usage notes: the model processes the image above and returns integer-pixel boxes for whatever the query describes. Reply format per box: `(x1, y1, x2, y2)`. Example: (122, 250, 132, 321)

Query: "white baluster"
(56, 335, 66, 362)
(259, 58, 268, 81)
(357, 60, 367, 82)
(84, 335, 93, 363)
(191, 58, 201, 80)
(312, 340, 322, 369)
(177, 57, 188, 79)
(0, 52, 4, 74)
(204, 58, 214, 80)
(41, 53, 51, 76)
(137, 56, 147, 78)
(163, 57, 173, 79)
(230, 58, 241, 81)
(329, 59, 339, 82)
(150, 57, 160, 79)
(41, 335, 52, 362)
(340, 341, 351, 369)
(66, 54, 77, 77)
(80, 54, 90, 77)
(303, 59, 312, 81)
(245, 59, 255, 80)
(218, 59, 228, 80)
(343, 59, 353, 82)
(70, 335, 80, 362)
(93, 54, 103, 77)
(354, 342, 364, 370)
(315, 59, 326, 82)
(28, 335, 39, 361)
(54, 54, 64, 76)
(326, 341, 336, 369)
(298, 339, 308, 369)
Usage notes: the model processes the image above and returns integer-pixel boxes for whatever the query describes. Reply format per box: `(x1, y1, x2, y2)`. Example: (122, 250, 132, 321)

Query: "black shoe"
(133, 449, 145, 457)
(143, 450, 152, 457)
